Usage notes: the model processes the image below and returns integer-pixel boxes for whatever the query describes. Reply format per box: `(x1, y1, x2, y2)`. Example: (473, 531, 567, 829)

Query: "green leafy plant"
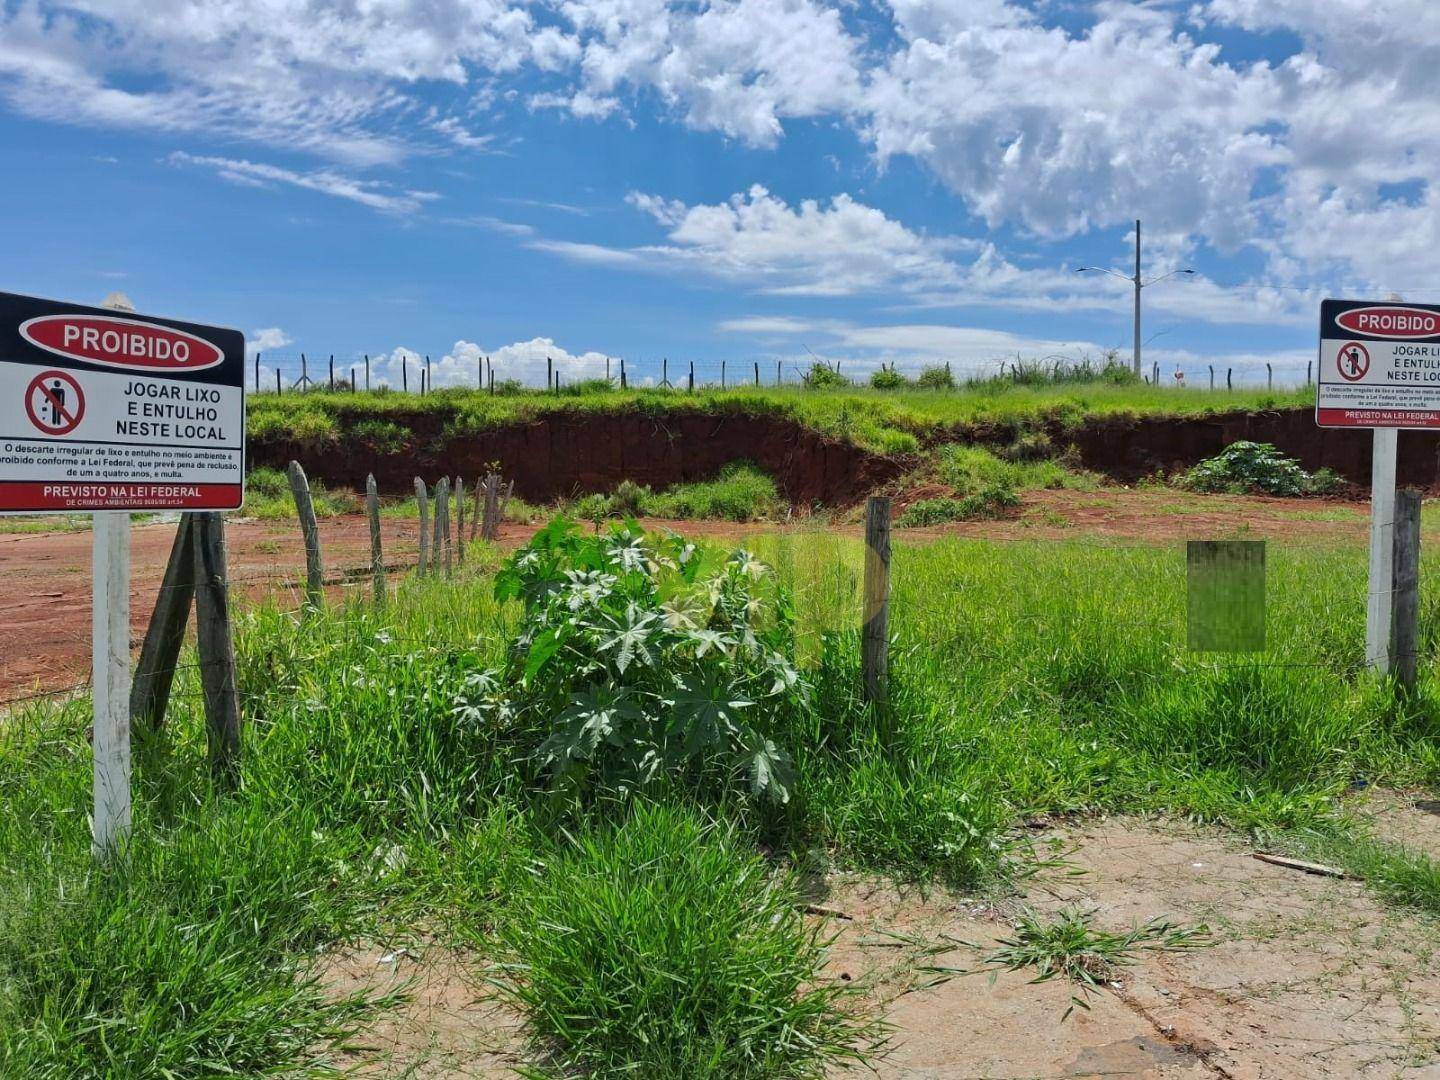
(466, 518, 807, 802)
(899, 486, 1019, 526)
(915, 364, 956, 390)
(497, 804, 878, 1079)
(802, 362, 850, 389)
(870, 366, 908, 390)
(968, 907, 1211, 1019)
(1180, 441, 1342, 496)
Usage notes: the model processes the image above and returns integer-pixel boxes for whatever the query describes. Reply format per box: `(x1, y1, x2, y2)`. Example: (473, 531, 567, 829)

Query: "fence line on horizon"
(243, 352, 1318, 396)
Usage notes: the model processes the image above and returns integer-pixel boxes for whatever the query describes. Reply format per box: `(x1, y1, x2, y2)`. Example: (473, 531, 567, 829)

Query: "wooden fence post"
(862, 496, 892, 707)
(454, 476, 466, 565)
(130, 513, 196, 729)
(192, 512, 240, 782)
(286, 461, 324, 610)
(415, 477, 430, 575)
(1392, 488, 1422, 692)
(481, 473, 503, 541)
(430, 477, 446, 576)
(470, 477, 483, 541)
(437, 477, 453, 577)
(366, 474, 385, 603)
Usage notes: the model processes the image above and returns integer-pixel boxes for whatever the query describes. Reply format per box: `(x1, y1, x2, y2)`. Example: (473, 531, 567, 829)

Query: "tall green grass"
(247, 381, 1313, 455)
(496, 803, 875, 1079)
(1, 528, 1437, 1076)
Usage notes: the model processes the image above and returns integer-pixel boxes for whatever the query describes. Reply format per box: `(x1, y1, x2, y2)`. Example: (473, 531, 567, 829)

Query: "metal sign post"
(1317, 298, 1440, 673)
(0, 289, 245, 856)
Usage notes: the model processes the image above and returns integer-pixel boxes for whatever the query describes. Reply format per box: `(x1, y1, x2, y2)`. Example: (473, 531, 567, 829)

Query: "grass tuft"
(496, 803, 878, 1079)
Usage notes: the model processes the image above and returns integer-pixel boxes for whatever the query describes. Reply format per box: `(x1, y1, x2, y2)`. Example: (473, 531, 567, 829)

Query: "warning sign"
(1318, 300, 1440, 428)
(25, 370, 85, 435)
(0, 292, 245, 511)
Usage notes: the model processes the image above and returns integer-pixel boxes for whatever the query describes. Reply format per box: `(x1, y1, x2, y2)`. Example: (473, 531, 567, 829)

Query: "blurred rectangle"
(1187, 540, 1265, 652)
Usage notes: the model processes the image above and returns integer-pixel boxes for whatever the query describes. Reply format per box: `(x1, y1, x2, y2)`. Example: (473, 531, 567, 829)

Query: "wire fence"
(244, 351, 1318, 396)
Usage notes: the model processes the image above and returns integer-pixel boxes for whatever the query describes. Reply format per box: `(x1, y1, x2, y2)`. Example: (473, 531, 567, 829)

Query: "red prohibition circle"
(25, 369, 86, 435)
(1337, 341, 1370, 382)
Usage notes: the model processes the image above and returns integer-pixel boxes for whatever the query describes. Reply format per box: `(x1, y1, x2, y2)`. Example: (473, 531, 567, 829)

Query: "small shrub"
(802, 362, 850, 390)
(241, 467, 357, 518)
(462, 519, 807, 803)
(869, 366, 908, 390)
(937, 445, 1098, 495)
(498, 804, 875, 1079)
(998, 429, 1054, 463)
(915, 364, 956, 390)
(899, 486, 1019, 526)
(609, 479, 649, 517)
(1179, 441, 1342, 496)
(647, 461, 780, 521)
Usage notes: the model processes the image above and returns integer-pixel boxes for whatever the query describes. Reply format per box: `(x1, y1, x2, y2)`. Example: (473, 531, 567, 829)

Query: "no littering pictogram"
(1338, 342, 1370, 382)
(25, 369, 85, 435)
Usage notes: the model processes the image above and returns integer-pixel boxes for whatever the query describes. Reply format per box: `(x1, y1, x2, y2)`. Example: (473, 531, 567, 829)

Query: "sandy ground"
(0, 489, 1385, 705)
(318, 802, 1440, 1079)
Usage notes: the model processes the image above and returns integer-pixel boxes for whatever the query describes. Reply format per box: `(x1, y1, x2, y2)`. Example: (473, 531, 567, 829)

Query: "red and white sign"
(1318, 299, 1440, 429)
(0, 291, 245, 512)
(1334, 306, 1440, 340)
(25, 370, 85, 435)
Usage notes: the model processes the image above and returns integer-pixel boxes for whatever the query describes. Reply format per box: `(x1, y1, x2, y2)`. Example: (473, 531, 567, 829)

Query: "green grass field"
(1, 521, 1435, 1076)
(247, 379, 1314, 455)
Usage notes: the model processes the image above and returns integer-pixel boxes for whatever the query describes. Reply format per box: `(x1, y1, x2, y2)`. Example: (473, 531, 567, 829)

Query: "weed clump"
(498, 804, 875, 1079)
(900, 487, 1019, 526)
(1179, 441, 1342, 496)
(869, 365, 908, 390)
(569, 461, 780, 522)
(915, 364, 956, 390)
(466, 519, 806, 803)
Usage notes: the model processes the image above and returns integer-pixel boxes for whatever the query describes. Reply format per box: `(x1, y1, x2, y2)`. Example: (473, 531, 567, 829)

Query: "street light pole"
(1133, 219, 1142, 378)
(1075, 221, 1192, 381)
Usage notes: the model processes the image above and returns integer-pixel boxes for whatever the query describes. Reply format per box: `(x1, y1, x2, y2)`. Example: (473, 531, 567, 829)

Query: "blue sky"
(1, 0, 1436, 388)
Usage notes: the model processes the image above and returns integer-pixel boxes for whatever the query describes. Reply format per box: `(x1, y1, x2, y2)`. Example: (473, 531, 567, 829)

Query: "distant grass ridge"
(247, 381, 1314, 457)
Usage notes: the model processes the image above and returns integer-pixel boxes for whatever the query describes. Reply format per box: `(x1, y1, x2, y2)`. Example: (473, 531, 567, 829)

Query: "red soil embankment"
(252, 410, 906, 504)
(251, 405, 1440, 505)
(1048, 409, 1440, 488)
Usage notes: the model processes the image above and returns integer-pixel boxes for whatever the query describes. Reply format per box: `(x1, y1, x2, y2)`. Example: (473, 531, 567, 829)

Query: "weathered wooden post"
(454, 477, 466, 565)
(1392, 488, 1422, 692)
(438, 477, 453, 577)
(131, 514, 196, 730)
(286, 461, 324, 610)
(432, 477, 447, 576)
(470, 478, 483, 541)
(415, 477, 430, 575)
(862, 496, 891, 708)
(366, 474, 385, 603)
(192, 512, 240, 782)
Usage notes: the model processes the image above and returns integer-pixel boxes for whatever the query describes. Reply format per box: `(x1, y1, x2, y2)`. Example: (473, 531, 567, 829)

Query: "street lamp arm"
(1140, 268, 1196, 288)
(1074, 266, 1135, 283)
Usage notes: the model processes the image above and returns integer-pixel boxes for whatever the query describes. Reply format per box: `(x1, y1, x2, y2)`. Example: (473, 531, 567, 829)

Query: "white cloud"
(247, 327, 292, 357)
(546, 187, 1308, 323)
(6, 0, 1440, 305)
(369, 338, 619, 388)
(169, 152, 440, 213)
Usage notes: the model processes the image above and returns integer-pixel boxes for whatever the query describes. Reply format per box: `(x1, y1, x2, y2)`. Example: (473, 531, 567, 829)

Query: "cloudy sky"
(0, 0, 1434, 386)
